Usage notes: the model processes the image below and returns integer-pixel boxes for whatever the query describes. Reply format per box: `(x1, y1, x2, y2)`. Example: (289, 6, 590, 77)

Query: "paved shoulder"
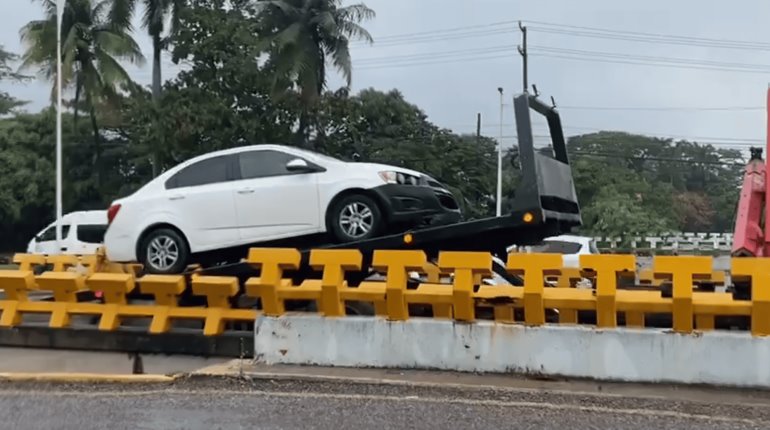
(1, 376, 769, 430)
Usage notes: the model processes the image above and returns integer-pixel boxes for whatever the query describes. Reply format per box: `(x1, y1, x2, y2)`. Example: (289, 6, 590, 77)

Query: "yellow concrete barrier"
(3, 249, 770, 337)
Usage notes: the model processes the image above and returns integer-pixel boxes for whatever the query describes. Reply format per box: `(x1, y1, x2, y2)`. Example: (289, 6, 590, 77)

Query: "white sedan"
(104, 145, 461, 274)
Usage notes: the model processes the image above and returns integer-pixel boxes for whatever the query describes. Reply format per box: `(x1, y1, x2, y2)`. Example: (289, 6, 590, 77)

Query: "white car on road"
(525, 234, 599, 267)
(27, 210, 108, 256)
(105, 145, 461, 274)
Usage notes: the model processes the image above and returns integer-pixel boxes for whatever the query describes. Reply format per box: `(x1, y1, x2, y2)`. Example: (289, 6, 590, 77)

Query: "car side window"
(238, 150, 304, 179)
(77, 224, 108, 244)
(38, 225, 71, 241)
(166, 155, 231, 189)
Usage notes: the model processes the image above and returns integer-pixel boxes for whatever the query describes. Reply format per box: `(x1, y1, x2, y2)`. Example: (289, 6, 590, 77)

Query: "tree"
(110, 0, 185, 100)
(20, 0, 145, 190)
(117, 0, 298, 171)
(568, 131, 743, 234)
(255, 0, 375, 146)
(109, 0, 187, 176)
(582, 186, 672, 245)
(0, 46, 27, 115)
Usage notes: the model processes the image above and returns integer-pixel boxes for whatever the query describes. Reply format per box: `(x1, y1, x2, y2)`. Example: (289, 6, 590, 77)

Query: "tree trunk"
(295, 109, 309, 149)
(151, 34, 163, 177)
(152, 35, 162, 100)
(88, 99, 102, 192)
(73, 75, 82, 130)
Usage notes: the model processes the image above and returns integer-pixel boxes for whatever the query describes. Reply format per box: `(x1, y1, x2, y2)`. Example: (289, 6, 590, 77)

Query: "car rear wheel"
(139, 228, 189, 274)
(329, 194, 383, 243)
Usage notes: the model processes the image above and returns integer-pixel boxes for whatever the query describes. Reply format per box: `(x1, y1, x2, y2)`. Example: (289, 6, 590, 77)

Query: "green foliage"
(569, 131, 743, 236)
(0, 46, 27, 115)
(255, 0, 375, 144)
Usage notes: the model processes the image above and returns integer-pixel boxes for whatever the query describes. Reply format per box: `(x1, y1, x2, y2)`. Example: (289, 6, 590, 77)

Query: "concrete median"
(253, 314, 770, 389)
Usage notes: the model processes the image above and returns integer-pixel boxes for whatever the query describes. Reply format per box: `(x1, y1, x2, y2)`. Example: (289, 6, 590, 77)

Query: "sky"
(3, 0, 770, 156)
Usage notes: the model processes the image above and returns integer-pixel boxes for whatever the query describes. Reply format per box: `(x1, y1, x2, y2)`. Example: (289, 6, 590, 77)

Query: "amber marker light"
(523, 212, 535, 223)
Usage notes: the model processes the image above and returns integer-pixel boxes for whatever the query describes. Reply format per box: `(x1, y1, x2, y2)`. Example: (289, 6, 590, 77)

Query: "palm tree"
(20, 0, 145, 188)
(255, 0, 375, 146)
(109, 0, 185, 100)
(109, 0, 185, 176)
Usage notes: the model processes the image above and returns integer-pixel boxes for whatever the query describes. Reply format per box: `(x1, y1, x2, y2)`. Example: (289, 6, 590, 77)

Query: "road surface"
(1, 376, 769, 430)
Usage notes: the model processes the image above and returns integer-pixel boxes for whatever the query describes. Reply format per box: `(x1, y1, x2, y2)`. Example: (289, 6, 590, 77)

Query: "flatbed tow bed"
(197, 91, 582, 287)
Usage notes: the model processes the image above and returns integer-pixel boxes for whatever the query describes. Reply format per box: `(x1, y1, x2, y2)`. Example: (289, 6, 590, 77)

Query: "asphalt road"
(1, 377, 769, 430)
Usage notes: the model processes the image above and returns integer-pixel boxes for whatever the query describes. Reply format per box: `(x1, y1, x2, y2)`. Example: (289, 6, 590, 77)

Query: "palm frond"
(336, 20, 372, 43)
(95, 46, 134, 87)
(108, 0, 137, 30)
(328, 37, 351, 86)
(94, 27, 147, 65)
(143, 0, 171, 36)
(337, 4, 375, 24)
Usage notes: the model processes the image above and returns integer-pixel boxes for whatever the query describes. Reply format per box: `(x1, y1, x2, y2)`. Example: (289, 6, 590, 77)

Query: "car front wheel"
(329, 194, 383, 243)
(139, 228, 190, 274)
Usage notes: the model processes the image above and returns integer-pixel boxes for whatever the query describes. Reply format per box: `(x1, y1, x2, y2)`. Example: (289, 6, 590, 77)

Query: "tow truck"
(195, 91, 582, 289)
(729, 88, 770, 301)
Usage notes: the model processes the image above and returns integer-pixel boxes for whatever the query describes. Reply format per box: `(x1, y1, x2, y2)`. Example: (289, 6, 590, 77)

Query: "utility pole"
(517, 21, 528, 92)
(496, 88, 504, 217)
(55, 0, 64, 251)
(476, 113, 481, 142)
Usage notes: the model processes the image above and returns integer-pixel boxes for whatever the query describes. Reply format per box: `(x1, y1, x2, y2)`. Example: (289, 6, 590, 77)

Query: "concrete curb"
(253, 315, 770, 389)
(0, 372, 179, 383)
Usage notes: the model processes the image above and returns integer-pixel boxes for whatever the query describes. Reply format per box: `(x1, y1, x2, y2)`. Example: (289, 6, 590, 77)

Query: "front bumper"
(371, 183, 462, 229)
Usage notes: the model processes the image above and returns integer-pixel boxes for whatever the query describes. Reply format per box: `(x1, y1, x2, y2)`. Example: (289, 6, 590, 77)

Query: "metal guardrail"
(1, 249, 770, 338)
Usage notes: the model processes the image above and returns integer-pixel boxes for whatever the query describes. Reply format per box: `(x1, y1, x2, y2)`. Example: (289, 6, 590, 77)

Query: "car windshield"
(530, 240, 582, 254)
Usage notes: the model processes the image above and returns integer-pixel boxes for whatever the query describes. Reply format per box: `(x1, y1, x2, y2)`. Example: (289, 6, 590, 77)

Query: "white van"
(27, 210, 108, 255)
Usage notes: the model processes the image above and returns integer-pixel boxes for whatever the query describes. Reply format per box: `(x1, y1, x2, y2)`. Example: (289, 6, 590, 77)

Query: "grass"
(0, 264, 18, 270)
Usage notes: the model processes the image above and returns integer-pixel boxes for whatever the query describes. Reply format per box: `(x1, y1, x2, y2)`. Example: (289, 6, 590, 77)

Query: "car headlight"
(379, 171, 420, 185)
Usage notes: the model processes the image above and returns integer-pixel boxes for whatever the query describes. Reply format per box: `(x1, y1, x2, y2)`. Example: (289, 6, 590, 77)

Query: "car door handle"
(169, 195, 185, 201)
(237, 188, 255, 194)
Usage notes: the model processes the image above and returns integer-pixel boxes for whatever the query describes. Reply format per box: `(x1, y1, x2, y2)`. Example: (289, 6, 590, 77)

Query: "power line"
(558, 105, 764, 112)
(351, 20, 518, 44)
(531, 52, 770, 75)
(355, 44, 514, 64)
(530, 45, 770, 73)
(525, 20, 770, 50)
(352, 28, 515, 49)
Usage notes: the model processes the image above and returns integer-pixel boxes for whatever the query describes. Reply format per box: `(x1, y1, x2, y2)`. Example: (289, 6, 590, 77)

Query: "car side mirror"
(286, 158, 314, 172)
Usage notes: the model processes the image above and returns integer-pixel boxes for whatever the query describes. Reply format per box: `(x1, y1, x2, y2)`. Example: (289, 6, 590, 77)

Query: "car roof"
(177, 144, 336, 167)
(42, 210, 107, 229)
(544, 234, 594, 244)
(148, 144, 341, 185)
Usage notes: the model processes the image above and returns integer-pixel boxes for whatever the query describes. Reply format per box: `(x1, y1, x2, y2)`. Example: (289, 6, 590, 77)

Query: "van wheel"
(329, 194, 382, 243)
(139, 228, 189, 274)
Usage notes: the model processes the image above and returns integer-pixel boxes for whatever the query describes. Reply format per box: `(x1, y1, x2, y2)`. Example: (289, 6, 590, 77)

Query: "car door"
(163, 154, 240, 249)
(233, 149, 321, 241)
(32, 223, 71, 255)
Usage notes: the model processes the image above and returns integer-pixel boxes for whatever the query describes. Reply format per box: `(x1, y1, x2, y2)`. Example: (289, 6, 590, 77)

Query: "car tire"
(329, 194, 383, 243)
(139, 228, 190, 275)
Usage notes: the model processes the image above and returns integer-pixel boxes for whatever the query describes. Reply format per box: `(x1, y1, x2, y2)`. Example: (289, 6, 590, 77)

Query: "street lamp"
(496, 87, 503, 217)
(55, 0, 64, 250)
